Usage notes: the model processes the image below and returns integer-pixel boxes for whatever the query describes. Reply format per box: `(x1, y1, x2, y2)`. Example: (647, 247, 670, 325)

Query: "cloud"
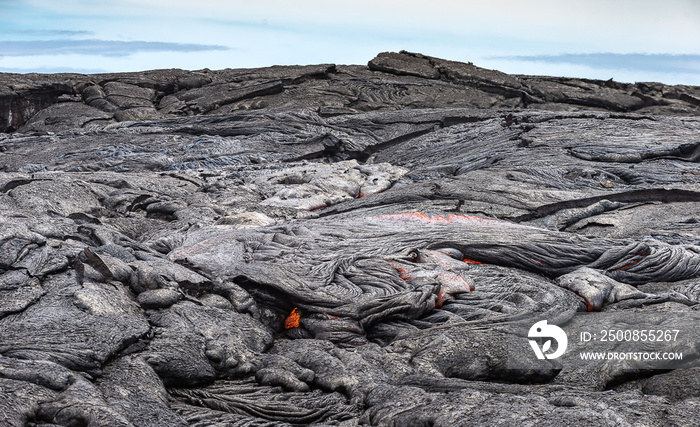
(0, 39, 229, 57)
(0, 29, 95, 37)
(0, 65, 108, 74)
(490, 53, 700, 75)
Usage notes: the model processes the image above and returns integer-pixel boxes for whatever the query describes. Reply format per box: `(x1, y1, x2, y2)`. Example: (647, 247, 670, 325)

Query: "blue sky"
(1, 0, 699, 84)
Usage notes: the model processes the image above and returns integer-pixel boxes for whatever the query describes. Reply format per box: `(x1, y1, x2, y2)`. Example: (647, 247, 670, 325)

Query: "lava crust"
(1, 51, 700, 426)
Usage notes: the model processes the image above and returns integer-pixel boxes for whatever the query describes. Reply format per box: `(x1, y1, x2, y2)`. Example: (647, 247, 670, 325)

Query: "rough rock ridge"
(1, 51, 700, 426)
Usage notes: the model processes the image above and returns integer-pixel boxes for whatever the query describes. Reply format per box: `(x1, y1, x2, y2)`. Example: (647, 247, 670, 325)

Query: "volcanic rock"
(1, 51, 699, 425)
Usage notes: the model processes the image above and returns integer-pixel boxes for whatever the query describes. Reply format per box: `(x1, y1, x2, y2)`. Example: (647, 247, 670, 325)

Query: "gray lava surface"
(1, 51, 700, 426)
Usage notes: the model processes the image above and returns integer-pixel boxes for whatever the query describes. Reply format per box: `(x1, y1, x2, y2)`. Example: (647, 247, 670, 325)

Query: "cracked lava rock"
(1, 51, 700, 425)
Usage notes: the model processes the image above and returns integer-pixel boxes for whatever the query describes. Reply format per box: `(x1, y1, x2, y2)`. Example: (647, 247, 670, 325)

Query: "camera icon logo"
(528, 320, 568, 360)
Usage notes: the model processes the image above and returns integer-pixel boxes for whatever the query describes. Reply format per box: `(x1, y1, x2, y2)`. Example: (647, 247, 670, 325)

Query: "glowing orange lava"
(285, 308, 301, 329)
(616, 256, 645, 270)
(396, 268, 412, 280)
(387, 260, 412, 279)
(462, 258, 484, 264)
(616, 250, 650, 271)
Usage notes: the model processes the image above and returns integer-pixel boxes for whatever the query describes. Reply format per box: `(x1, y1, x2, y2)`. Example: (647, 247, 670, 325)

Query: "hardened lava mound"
(1, 51, 700, 425)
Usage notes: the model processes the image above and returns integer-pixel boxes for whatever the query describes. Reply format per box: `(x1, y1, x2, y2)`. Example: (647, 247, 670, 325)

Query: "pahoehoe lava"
(1, 51, 700, 425)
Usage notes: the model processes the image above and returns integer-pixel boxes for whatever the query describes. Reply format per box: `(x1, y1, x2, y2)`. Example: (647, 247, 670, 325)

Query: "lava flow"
(284, 307, 301, 329)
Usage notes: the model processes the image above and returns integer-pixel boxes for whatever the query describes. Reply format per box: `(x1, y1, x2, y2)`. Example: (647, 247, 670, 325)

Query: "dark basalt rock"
(0, 52, 699, 425)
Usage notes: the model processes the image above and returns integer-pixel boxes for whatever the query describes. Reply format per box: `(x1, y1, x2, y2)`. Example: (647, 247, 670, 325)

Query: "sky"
(1, 0, 699, 84)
